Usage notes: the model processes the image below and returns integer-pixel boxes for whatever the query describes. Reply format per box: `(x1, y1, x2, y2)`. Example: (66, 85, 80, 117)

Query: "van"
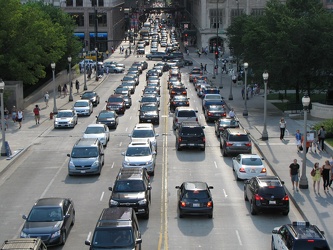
(1, 239, 47, 250)
(67, 138, 104, 175)
(85, 207, 142, 249)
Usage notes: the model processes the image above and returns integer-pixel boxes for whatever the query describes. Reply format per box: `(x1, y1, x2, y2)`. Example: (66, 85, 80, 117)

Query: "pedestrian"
(33, 105, 40, 125)
(200, 63, 203, 72)
(279, 117, 287, 140)
(11, 106, 17, 123)
(228, 108, 235, 118)
(309, 126, 318, 153)
(318, 126, 326, 151)
(2, 107, 9, 130)
(44, 91, 49, 107)
(295, 129, 302, 152)
(63, 83, 68, 97)
(301, 132, 311, 153)
(241, 87, 245, 99)
(17, 109, 23, 129)
(311, 162, 322, 193)
(58, 85, 62, 97)
(75, 80, 80, 94)
(289, 159, 300, 191)
(322, 160, 332, 192)
(204, 64, 207, 74)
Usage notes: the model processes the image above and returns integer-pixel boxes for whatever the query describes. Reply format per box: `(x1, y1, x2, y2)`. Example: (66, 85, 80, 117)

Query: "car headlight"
(138, 199, 147, 205)
(140, 115, 145, 118)
(20, 231, 28, 238)
(146, 159, 153, 165)
(123, 161, 130, 166)
(51, 230, 61, 239)
(110, 199, 119, 206)
(69, 161, 75, 168)
(92, 161, 99, 167)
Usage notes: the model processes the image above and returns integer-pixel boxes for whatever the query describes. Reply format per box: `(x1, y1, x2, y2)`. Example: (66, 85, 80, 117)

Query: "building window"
(66, 0, 73, 6)
(76, 0, 83, 6)
(98, 0, 104, 7)
(89, 13, 107, 27)
(251, 8, 265, 16)
(91, 0, 97, 6)
(71, 13, 84, 26)
(210, 9, 223, 29)
(231, 8, 244, 22)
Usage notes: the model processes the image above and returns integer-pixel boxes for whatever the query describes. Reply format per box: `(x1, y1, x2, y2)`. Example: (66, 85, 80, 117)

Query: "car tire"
(61, 231, 66, 245)
(208, 213, 213, 219)
(179, 212, 184, 218)
(71, 211, 75, 226)
(144, 210, 149, 220)
(176, 143, 182, 151)
(250, 200, 257, 215)
(201, 146, 205, 151)
(244, 191, 248, 201)
(282, 210, 289, 216)
(222, 147, 227, 157)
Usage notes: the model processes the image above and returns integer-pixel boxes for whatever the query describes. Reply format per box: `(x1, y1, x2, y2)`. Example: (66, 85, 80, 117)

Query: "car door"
(233, 155, 241, 172)
(275, 226, 289, 250)
(62, 199, 71, 232)
(247, 178, 256, 201)
(104, 124, 110, 141)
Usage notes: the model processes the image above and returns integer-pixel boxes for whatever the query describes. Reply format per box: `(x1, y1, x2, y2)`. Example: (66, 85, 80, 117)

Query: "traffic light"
(184, 33, 188, 42)
(215, 50, 219, 59)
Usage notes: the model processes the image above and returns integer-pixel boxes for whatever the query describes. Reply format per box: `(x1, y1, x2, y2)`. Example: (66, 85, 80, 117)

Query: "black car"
(139, 103, 160, 124)
(214, 117, 240, 136)
(81, 91, 100, 106)
(108, 168, 152, 219)
(169, 86, 187, 98)
(170, 95, 190, 112)
(244, 176, 289, 215)
(146, 69, 159, 79)
(146, 51, 166, 60)
(20, 198, 75, 246)
(154, 62, 169, 72)
(175, 181, 214, 218)
(176, 121, 205, 151)
(143, 86, 160, 96)
(123, 75, 139, 86)
(121, 80, 136, 94)
(140, 94, 160, 107)
(96, 110, 119, 129)
(204, 105, 227, 122)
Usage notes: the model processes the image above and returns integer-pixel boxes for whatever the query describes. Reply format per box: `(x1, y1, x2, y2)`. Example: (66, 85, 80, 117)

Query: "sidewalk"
(189, 48, 333, 245)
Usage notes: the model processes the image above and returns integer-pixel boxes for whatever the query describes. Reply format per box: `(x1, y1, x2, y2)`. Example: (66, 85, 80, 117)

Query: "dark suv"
(271, 221, 330, 250)
(85, 207, 142, 249)
(176, 121, 205, 151)
(219, 128, 252, 156)
(244, 176, 289, 215)
(108, 168, 152, 219)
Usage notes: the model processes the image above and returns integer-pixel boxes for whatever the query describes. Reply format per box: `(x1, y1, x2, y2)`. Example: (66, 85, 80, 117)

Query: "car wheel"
(71, 211, 75, 226)
(179, 212, 184, 218)
(250, 200, 257, 215)
(150, 170, 155, 176)
(208, 213, 213, 219)
(201, 146, 205, 151)
(176, 144, 182, 151)
(144, 209, 149, 220)
(61, 231, 66, 245)
(282, 210, 289, 216)
(222, 147, 227, 157)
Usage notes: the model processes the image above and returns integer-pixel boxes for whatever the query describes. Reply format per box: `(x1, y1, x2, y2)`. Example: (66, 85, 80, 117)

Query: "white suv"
(121, 139, 156, 176)
(129, 123, 159, 152)
(172, 107, 198, 130)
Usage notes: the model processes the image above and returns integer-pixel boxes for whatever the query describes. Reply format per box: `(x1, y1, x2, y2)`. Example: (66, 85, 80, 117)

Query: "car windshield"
(114, 180, 146, 192)
(141, 97, 156, 102)
(71, 147, 98, 158)
(219, 120, 239, 126)
(184, 190, 209, 199)
(140, 105, 157, 112)
(229, 135, 249, 141)
(126, 146, 151, 156)
(208, 106, 224, 111)
(206, 95, 221, 100)
(123, 76, 134, 81)
(57, 112, 73, 118)
(27, 207, 63, 222)
(92, 228, 134, 248)
(293, 240, 330, 250)
(178, 111, 196, 117)
(242, 158, 263, 166)
(122, 82, 134, 86)
(173, 96, 187, 101)
(181, 127, 204, 136)
(85, 127, 105, 134)
(108, 98, 123, 102)
(99, 112, 115, 119)
(132, 129, 154, 138)
(82, 92, 95, 98)
(74, 101, 88, 107)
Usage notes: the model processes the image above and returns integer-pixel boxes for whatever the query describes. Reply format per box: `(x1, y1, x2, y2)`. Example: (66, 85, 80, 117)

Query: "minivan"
(67, 138, 104, 175)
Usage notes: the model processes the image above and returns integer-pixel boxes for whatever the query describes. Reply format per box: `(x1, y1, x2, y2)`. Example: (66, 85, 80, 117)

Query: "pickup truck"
(202, 94, 224, 111)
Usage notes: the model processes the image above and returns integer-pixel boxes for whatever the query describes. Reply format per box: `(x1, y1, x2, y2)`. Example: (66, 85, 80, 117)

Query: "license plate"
(250, 168, 256, 173)
(193, 203, 200, 207)
(235, 143, 242, 146)
(80, 170, 86, 173)
(269, 200, 276, 205)
(189, 144, 195, 146)
(147, 120, 151, 122)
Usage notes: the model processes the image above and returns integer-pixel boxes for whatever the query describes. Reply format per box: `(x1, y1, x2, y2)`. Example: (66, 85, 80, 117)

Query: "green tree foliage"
(226, 0, 333, 102)
(0, 0, 82, 85)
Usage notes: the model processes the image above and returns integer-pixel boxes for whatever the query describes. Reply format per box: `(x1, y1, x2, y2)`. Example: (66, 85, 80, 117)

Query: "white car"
(73, 100, 93, 116)
(129, 123, 159, 152)
(83, 124, 110, 147)
(232, 154, 267, 181)
(54, 110, 78, 128)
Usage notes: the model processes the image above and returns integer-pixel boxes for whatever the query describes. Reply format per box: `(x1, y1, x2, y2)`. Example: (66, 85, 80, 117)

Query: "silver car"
(73, 100, 93, 116)
(54, 110, 78, 128)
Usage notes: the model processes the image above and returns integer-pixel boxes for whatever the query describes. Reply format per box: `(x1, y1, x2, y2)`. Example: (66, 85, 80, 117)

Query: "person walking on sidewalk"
(17, 109, 23, 129)
(312, 162, 322, 193)
(44, 91, 49, 107)
(301, 132, 312, 154)
(58, 85, 62, 98)
(75, 80, 80, 94)
(289, 159, 300, 191)
(322, 160, 331, 192)
(279, 117, 287, 140)
(63, 83, 68, 97)
(295, 129, 302, 152)
(33, 105, 40, 125)
(318, 126, 326, 151)
(11, 106, 17, 123)
(309, 126, 318, 153)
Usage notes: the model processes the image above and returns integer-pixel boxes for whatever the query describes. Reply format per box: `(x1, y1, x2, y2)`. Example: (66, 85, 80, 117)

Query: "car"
(122, 140, 157, 176)
(220, 128, 252, 156)
(147, 75, 160, 85)
(175, 121, 205, 151)
(122, 75, 139, 86)
(202, 94, 224, 111)
(138, 103, 160, 125)
(79, 59, 94, 68)
(214, 117, 240, 136)
(73, 99, 93, 116)
(105, 94, 126, 114)
(169, 84, 187, 97)
(83, 124, 110, 147)
(201, 86, 220, 98)
(140, 94, 160, 107)
(170, 95, 190, 112)
(232, 154, 267, 180)
(108, 168, 152, 219)
(129, 123, 159, 152)
(204, 105, 227, 122)
(137, 44, 145, 54)
(146, 69, 159, 79)
(85, 207, 142, 249)
(143, 86, 159, 96)
(162, 52, 183, 61)
(244, 176, 289, 215)
(146, 51, 166, 60)
(175, 181, 213, 218)
(172, 107, 198, 130)
(20, 198, 75, 246)
(96, 110, 118, 129)
(189, 67, 203, 82)
(54, 109, 78, 128)
(271, 221, 330, 250)
(80, 91, 100, 106)
(120, 80, 136, 94)
(104, 64, 124, 73)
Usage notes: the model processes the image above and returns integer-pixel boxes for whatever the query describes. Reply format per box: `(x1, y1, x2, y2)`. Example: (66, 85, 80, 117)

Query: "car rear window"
(259, 186, 285, 196)
(242, 158, 263, 166)
(184, 190, 209, 199)
(178, 111, 196, 117)
(229, 134, 249, 141)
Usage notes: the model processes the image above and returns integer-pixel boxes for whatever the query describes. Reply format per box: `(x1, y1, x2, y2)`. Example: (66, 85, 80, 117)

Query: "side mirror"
(22, 215, 27, 220)
(108, 187, 113, 191)
(175, 186, 180, 189)
(67, 154, 70, 157)
(208, 186, 214, 189)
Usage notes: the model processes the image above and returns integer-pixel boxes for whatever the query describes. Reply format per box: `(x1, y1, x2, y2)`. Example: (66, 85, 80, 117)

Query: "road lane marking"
(100, 192, 104, 201)
(119, 141, 122, 147)
(235, 230, 243, 245)
(214, 161, 218, 168)
(111, 162, 115, 169)
(223, 189, 228, 198)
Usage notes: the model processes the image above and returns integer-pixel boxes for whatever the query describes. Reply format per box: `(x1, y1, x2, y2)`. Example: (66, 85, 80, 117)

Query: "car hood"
(112, 191, 146, 200)
(124, 156, 152, 163)
(140, 111, 158, 116)
(83, 134, 105, 140)
(22, 221, 63, 234)
(71, 157, 98, 164)
(55, 117, 73, 122)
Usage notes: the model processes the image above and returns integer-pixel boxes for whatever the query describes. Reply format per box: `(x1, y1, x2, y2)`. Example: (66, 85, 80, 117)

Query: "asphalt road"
(0, 41, 304, 249)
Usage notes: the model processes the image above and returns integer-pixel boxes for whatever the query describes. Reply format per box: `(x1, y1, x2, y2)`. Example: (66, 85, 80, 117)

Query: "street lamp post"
(299, 95, 311, 189)
(262, 72, 269, 140)
(228, 63, 234, 100)
(0, 79, 6, 156)
(68, 56, 73, 101)
(243, 62, 249, 116)
(83, 51, 87, 90)
(51, 63, 58, 114)
(95, 47, 99, 81)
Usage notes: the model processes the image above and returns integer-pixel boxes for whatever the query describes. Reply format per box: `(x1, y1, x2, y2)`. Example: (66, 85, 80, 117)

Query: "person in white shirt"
(229, 108, 235, 118)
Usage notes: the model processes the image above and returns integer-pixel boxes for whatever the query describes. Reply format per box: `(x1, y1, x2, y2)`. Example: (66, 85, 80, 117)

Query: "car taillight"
(180, 201, 186, 207)
(195, 117, 198, 121)
(207, 201, 212, 207)
(203, 137, 206, 142)
(171, 91, 175, 94)
(226, 142, 233, 146)
(178, 137, 182, 142)
(245, 142, 252, 147)
(172, 102, 176, 105)
(239, 167, 246, 173)
(254, 194, 264, 201)
(282, 195, 289, 201)
(186, 102, 189, 105)
(261, 168, 267, 173)
(208, 112, 212, 116)
(222, 113, 226, 116)
(175, 118, 178, 122)
(182, 91, 186, 95)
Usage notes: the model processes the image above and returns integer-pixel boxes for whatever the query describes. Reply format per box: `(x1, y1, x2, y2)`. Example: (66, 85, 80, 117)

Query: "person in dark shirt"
(289, 159, 300, 191)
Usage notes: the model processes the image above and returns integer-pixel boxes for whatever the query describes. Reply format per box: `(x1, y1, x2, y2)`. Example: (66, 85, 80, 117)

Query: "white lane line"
(86, 232, 92, 242)
(111, 162, 115, 169)
(223, 189, 228, 198)
(214, 161, 218, 168)
(125, 127, 128, 131)
(235, 230, 243, 245)
(119, 141, 122, 147)
(100, 192, 104, 201)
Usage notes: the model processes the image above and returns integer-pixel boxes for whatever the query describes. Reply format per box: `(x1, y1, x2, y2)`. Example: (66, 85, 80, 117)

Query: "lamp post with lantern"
(262, 72, 269, 140)
(95, 47, 99, 81)
(83, 51, 87, 90)
(51, 63, 58, 114)
(243, 62, 248, 116)
(0, 79, 6, 156)
(68, 56, 73, 101)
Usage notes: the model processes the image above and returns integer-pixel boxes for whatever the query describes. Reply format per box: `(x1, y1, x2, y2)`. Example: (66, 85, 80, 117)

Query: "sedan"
(170, 95, 190, 112)
(232, 154, 267, 181)
(20, 198, 75, 246)
(83, 124, 110, 147)
(73, 100, 93, 116)
(54, 109, 78, 128)
(204, 105, 227, 122)
(175, 181, 214, 218)
(96, 110, 119, 129)
(81, 91, 100, 106)
(214, 117, 240, 136)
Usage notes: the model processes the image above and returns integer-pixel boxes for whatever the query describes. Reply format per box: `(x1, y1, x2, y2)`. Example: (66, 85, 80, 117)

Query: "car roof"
(286, 222, 326, 240)
(183, 181, 208, 190)
(134, 123, 154, 129)
(86, 124, 105, 128)
(58, 109, 74, 113)
(128, 139, 150, 147)
(176, 107, 196, 111)
(35, 197, 66, 207)
(239, 154, 261, 159)
(75, 99, 90, 103)
(227, 128, 248, 134)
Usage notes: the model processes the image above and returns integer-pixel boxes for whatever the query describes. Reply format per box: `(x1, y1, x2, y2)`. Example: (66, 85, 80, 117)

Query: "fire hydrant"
(50, 112, 54, 120)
